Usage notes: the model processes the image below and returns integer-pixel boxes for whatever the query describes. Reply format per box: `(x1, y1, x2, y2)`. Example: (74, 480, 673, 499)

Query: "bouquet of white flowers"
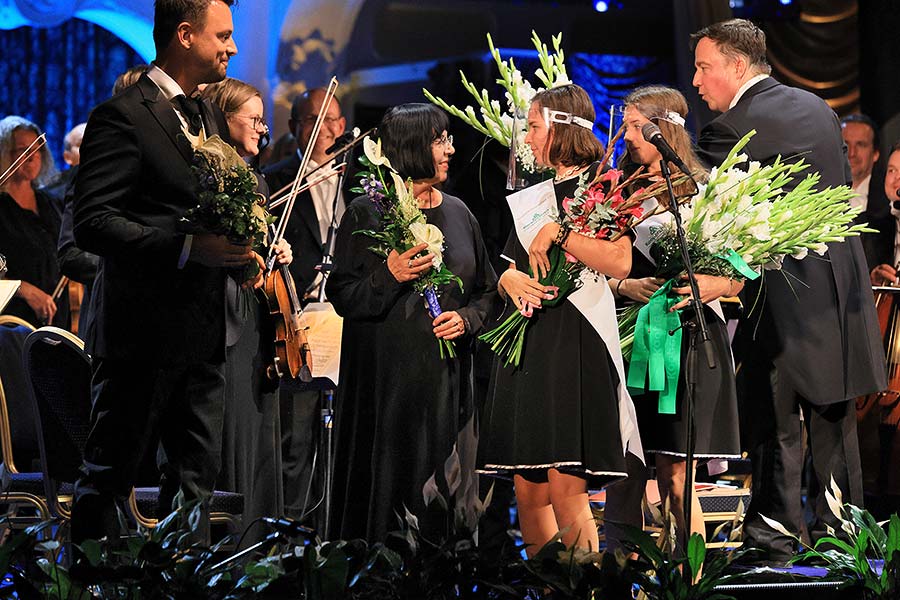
(648, 130, 866, 281)
(352, 137, 464, 360)
(423, 31, 570, 174)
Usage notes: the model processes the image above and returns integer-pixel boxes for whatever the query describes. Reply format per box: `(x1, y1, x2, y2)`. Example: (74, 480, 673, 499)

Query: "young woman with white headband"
(603, 84, 742, 555)
(478, 84, 643, 555)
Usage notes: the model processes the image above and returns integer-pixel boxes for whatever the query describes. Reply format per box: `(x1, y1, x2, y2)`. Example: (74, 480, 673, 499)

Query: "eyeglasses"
(300, 115, 342, 126)
(433, 134, 454, 148)
(231, 114, 268, 132)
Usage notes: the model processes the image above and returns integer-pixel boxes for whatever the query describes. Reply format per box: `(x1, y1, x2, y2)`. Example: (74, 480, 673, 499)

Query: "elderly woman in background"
(478, 84, 642, 555)
(0, 115, 67, 328)
(326, 103, 498, 541)
(604, 85, 741, 553)
(201, 77, 291, 542)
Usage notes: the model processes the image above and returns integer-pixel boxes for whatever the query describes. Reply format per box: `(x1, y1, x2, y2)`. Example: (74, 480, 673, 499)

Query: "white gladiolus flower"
(409, 222, 445, 268)
(812, 242, 829, 255)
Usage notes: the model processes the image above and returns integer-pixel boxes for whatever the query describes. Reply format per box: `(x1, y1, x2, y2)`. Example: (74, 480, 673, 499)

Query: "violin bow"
(266, 77, 339, 273)
(267, 162, 346, 211)
(0, 133, 46, 189)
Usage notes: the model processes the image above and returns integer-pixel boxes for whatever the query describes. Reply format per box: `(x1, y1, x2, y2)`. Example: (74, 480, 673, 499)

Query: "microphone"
(326, 127, 361, 155)
(262, 517, 316, 538)
(641, 122, 693, 177)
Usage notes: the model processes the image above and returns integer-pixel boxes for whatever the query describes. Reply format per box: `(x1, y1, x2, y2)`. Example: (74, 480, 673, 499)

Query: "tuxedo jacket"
(857, 165, 894, 270)
(697, 77, 885, 404)
(74, 74, 231, 365)
(263, 153, 330, 298)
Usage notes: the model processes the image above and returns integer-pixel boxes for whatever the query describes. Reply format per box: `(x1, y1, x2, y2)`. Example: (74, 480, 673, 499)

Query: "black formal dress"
(218, 172, 283, 544)
(697, 76, 886, 560)
(326, 192, 497, 542)
(72, 71, 232, 543)
(0, 189, 69, 328)
(478, 167, 642, 489)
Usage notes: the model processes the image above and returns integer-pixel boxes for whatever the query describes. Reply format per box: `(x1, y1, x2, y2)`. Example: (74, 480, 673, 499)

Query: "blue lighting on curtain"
(0, 19, 145, 169)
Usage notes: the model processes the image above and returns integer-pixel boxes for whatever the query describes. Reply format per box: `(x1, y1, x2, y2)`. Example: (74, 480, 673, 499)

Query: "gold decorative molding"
(800, 3, 858, 24)
(768, 53, 856, 90)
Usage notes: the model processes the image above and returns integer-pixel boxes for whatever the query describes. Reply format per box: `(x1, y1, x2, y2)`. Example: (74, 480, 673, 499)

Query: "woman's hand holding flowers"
(618, 277, 665, 304)
(671, 274, 743, 311)
(499, 268, 557, 315)
(387, 243, 435, 283)
(528, 222, 562, 280)
(433, 310, 467, 340)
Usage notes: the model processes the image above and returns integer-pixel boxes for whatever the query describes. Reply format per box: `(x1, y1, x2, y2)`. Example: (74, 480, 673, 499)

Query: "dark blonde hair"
(620, 85, 708, 196)
(0, 116, 58, 192)
(201, 77, 261, 115)
(531, 84, 604, 168)
(112, 64, 148, 96)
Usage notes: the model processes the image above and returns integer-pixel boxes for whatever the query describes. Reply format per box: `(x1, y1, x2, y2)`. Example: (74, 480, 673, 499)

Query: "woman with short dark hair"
(478, 84, 642, 555)
(326, 103, 498, 541)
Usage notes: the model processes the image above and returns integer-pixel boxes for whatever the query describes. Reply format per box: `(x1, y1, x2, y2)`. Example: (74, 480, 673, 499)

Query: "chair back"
(22, 327, 92, 488)
(0, 316, 38, 474)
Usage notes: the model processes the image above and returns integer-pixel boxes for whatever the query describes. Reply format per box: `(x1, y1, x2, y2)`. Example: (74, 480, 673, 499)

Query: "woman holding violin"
(0, 116, 68, 328)
(201, 78, 292, 541)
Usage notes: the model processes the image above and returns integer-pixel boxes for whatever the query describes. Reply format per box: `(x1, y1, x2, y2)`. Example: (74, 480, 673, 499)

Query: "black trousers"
(738, 356, 863, 560)
(280, 387, 322, 528)
(71, 357, 225, 544)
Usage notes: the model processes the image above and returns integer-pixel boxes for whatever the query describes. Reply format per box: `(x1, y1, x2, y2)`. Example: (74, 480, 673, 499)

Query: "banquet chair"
(0, 315, 56, 528)
(22, 327, 243, 542)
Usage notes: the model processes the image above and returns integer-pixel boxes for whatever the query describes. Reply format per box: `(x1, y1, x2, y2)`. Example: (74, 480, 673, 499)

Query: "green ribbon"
(718, 249, 760, 280)
(626, 279, 682, 415)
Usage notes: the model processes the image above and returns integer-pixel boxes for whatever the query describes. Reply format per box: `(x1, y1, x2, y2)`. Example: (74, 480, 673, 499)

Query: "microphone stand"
(658, 158, 716, 575)
(312, 143, 349, 541)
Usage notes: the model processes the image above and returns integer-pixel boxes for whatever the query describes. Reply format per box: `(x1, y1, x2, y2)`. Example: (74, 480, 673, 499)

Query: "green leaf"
(686, 533, 706, 581)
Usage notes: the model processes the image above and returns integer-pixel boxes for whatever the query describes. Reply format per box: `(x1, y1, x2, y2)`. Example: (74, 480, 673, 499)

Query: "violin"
(262, 249, 312, 381)
(260, 76, 340, 382)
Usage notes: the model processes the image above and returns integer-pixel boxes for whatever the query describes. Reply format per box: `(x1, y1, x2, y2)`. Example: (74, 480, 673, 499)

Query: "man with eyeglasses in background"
(263, 87, 347, 532)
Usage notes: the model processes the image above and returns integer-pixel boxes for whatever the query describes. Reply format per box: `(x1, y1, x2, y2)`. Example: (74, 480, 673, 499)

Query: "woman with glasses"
(326, 103, 498, 541)
(201, 78, 291, 542)
(478, 84, 642, 555)
(0, 116, 68, 328)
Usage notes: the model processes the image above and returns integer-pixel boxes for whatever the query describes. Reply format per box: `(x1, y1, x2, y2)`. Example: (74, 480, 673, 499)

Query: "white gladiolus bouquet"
(648, 130, 868, 281)
(423, 31, 570, 173)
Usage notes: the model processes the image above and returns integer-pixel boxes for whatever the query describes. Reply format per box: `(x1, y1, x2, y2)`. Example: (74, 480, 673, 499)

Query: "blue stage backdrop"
(0, 19, 143, 169)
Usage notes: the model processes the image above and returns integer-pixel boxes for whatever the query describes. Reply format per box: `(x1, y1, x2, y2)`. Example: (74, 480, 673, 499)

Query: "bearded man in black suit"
(691, 18, 885, 564)
(72, 0, 249, 543)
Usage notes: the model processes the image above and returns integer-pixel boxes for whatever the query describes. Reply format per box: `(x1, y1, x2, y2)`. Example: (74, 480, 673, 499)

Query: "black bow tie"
(174, 94, 204, 136)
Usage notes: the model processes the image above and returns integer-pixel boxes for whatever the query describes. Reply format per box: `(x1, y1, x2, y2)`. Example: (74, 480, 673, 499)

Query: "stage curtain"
(0, 18, 144, 168)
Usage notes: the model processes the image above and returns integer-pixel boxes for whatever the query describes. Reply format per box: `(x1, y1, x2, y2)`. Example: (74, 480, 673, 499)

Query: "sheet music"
(299, 302, 343, 385)
(0, 280, 20, 314)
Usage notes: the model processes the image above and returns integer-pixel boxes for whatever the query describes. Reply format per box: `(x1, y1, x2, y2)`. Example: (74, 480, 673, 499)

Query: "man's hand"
(189, 234, 254, 268)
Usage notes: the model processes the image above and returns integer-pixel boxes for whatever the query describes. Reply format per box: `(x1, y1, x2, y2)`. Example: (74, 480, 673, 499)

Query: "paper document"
(0, 280, 21, 314)
(299, 302, 343, 385)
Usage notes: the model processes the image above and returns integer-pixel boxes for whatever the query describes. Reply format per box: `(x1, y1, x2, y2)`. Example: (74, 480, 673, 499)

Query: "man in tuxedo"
(692, 18, 886, 563)
(262, 88, 347, 527)
(72, 0, 246, 543)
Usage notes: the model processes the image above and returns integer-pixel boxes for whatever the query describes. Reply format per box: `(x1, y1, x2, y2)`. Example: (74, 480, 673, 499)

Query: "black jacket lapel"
(137, 75, 195, 165)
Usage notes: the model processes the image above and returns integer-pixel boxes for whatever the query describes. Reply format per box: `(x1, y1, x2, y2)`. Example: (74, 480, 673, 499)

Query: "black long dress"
(326, 192, 498, 542)
(218, 172, 283, 544)
(478, 167, 642, 489)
